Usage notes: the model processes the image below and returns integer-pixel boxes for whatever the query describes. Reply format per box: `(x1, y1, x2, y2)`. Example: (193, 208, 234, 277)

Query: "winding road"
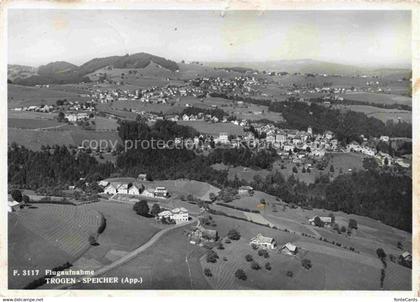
(56, 216, 197, 289)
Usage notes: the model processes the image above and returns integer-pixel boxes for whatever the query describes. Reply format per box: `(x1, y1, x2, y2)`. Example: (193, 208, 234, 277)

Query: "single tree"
(150, 204, 161, 217)
(348, 218, 358, 230)
(227, 229, 241, 240)
(11, 189, 22, 203)
(133, 200, 150, 217)
(235, 269, 247, 280)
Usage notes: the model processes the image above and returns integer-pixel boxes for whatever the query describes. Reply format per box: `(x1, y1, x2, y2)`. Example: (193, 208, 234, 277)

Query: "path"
(55, 217, 197, 289)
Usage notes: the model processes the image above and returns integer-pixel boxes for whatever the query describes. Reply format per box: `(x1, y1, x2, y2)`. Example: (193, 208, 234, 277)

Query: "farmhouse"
(137, 173, 147, 181)
(190, 226, 218, 244)
(250, 233, 277, 249)
(154, 187, 169, 198)
(171, 207, 189, 223)
(280, 242, 298, 255)
(116, 183, 129, 194)
(401, 251, 412, 262)
(98, 180, 109, 187)
(104, 183, 119, 195)
(141, 188, 155, 198)
(238, 186, 254, 195)
(128, 183, 144, 195)
(157, 207, 189, 224)
(309, 216, 333, 226)
(8, 200, 20, 213)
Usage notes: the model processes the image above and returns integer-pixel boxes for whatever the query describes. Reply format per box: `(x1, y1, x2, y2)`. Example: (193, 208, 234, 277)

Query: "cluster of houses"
(12, 104, 54, 113)
(99, 180, 169, 199)
(189, 225, 219, 245)
(249, 233, 298, 255)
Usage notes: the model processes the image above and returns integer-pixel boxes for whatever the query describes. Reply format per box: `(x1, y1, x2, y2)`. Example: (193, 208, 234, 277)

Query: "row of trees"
(8, 143, 114, 190)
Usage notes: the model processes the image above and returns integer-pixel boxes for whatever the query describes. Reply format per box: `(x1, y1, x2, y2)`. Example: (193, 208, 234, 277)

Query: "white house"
(380, 136, 390, 142)
(154, 187, 169, 198)
(141, 188, 155, 198)
(250, 233, 277, 249)
(104, 183, 119, 195)
(238, 186, 254, 195)
(117, 183, 129, 194)
(309, 216, 333, 226)
(171, 207, 189, 224)
(8, 200, 20, 213)
(216, 132, 229, 144)
(98, 180, 109, 187)
(128, 183, 143, 195)
(157, 207, 189, 224)
(280, 242, 298, 255)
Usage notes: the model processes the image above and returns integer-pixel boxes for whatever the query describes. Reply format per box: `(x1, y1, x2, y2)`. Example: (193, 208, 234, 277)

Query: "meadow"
(8, 204, 102, 288)
(338, 104, 412, 123)
(8, 84, 89, 108)
(341, 92, 411, 107)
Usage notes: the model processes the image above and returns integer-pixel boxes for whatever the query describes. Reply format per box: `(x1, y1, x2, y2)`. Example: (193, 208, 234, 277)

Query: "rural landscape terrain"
(7, 53, 412, 290)
(7, 9, 412, 291)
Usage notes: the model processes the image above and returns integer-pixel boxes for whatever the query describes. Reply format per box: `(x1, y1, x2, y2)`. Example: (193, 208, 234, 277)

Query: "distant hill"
(205, 59, 411, 77)
(11, 52, 179, 86)
(8, 64, 38, 82)
(38, 61, 78, 75)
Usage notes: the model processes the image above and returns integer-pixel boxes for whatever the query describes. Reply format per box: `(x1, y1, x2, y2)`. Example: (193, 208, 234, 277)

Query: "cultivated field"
(73, 201, 162, 268)
(76, 226, 211, 289)
(8, 118, 63, 130)
(8, 128, 121, 150)
(8, 204, 102, 288)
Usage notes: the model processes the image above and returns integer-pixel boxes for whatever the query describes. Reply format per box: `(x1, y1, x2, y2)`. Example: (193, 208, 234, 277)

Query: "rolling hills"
(10, 52, 180, 86)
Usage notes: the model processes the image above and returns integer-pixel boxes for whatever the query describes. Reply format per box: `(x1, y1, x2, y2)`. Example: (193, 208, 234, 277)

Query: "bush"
(217, 243, 224, 250)
(251, 243, 258, 250)
(88, 235, 98, 246)
(227, 229, 241, 240)
(251, 261, 261, 270)
(133, 200, 150, 217)
(301, 259, 312, 270)
(206, 250, 219, 263)
(97, 214, 107, 234)
(286, 271, 293, 278)
(376, 248, 387, 261)
(204, 268, 212, 277)
(348, 218, 358, 230)
(235, 269, 247, 281)
(11, 189, 23, 203)
(265, 262, 272, 271)
(245, 254, 253, 262)
(258, 249, 269, 258)
(314, 216, 325, 228)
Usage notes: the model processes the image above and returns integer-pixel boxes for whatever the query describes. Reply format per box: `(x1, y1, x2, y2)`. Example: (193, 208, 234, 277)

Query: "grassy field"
(8, 84, 89, 108)
(341, 92, 411, 107)
(74, 201, 162, 267)
(8, 128, 121, 150)
(8, 118, 63, 129)
(94, 116, 119, 131)
(337, 104, 412, 123)
(8, 204, 102, 288)
(76, 226, 211, 289)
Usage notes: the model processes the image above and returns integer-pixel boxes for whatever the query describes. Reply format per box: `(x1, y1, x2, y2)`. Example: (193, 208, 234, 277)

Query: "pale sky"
(8, 9, 411, 68)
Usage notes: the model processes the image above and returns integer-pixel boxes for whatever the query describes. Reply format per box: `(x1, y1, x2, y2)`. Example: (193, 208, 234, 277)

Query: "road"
(55, 216, 197, 289)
